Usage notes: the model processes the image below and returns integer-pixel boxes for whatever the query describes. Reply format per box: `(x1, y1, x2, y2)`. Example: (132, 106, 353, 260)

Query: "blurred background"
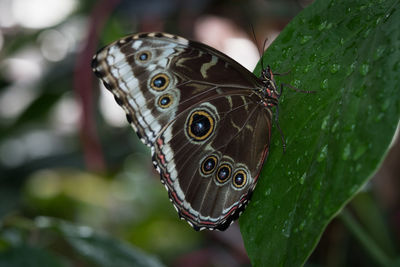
(0, 0, 398, 266)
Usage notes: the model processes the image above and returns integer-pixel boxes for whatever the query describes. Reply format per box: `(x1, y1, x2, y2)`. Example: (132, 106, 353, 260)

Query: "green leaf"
(240, 0, 400, 266)
(0, 245, 66, 267)
(35, 217, 164, 267)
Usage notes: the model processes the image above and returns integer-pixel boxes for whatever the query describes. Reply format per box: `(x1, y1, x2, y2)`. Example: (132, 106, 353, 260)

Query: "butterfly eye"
(136, 51, 151, 62)
(232, 170, 247, 189)
(187, 110, 214, 141)
(201, 155, 218, 175)
(150, 73, 169, 91)
(216, 164, 231, 184)
(157, 94, 173, 108)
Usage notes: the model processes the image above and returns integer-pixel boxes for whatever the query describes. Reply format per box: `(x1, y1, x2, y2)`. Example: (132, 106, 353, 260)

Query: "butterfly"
(91, 32, 281, 231)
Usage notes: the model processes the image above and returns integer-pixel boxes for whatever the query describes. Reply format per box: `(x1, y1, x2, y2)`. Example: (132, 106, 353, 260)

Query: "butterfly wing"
(92, 32, 272, 230)
(154, 94, 271, 230)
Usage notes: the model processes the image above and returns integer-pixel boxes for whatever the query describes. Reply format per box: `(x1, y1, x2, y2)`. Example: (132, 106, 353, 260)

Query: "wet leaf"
(240, 0, 400, 266)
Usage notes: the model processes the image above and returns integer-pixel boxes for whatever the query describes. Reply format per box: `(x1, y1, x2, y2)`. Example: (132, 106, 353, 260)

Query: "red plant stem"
(73, 0, 121, 171)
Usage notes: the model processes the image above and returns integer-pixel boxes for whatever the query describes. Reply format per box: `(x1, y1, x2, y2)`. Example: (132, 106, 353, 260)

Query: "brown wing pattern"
(92, 32, 272, 230)
(153, 94, 271, 230)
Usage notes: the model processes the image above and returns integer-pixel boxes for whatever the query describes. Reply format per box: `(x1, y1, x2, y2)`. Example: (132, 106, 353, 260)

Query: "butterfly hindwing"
(154, 94, 271, 230)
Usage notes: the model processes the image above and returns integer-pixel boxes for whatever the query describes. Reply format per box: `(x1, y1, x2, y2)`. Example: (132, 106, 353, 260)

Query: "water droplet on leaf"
(353, 144, 367, 160)
(321, 114, 330, 130)
(320, 79, 328, 89)
(300, 35, 312, 44)
(317, 145, 328, 162)
(318, 21, 327, 31)
(300, 173, 306, 185)
(330, 64, 341, 74)
(331, 120, 339, 133)
(359, 63, 370, 76)
(264, 188, 271, 196)
(346, 62, 356, 76)
(342, 143, 351, 160)
(373, 46, 386, 60)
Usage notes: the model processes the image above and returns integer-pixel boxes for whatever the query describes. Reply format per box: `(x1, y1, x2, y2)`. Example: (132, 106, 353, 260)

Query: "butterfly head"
(260, 65, 279, 108)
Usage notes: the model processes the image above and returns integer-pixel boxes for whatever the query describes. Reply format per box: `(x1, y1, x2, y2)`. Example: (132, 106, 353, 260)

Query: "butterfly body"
(92, 32, 279, 231)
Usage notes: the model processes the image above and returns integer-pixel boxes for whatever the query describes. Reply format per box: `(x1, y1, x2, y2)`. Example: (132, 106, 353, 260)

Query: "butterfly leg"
(273, 70, 291, 76)
(281, 82, 316, 94)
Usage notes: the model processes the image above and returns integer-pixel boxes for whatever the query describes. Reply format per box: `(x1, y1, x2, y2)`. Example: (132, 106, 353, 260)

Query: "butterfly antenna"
(250, 25, 260, 56)
(273, 70, 291, 76)
(250, 25, 265, 72)
(260, 37, 270, 71)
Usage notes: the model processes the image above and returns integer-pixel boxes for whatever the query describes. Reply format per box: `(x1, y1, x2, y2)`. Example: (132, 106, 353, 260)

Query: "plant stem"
(339, 209, 392, 267)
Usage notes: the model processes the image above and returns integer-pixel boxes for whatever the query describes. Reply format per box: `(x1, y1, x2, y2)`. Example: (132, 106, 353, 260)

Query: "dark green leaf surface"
(240, 0, 400, 266)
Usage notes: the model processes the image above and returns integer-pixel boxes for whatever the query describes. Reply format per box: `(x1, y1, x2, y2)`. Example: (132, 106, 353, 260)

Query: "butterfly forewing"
(92, 32, 273, 230)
